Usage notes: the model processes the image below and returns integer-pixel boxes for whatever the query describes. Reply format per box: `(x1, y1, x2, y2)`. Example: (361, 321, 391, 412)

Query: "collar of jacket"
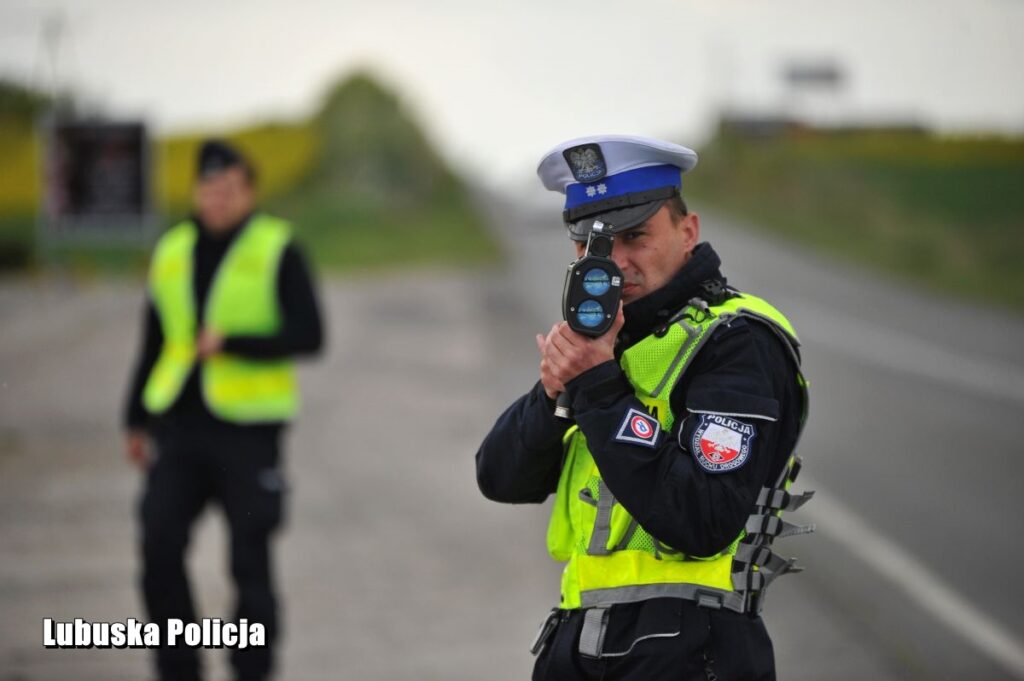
(616, 241, 726, 353)
(191, 212, 254, 245)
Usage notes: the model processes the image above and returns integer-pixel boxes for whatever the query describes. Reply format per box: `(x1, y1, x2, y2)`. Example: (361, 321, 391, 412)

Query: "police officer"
(476, 135, 813, 681)
(122, 140, 324, 681)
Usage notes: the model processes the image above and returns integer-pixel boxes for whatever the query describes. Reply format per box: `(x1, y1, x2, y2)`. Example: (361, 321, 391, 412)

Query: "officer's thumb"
(535, 334, 546, 354)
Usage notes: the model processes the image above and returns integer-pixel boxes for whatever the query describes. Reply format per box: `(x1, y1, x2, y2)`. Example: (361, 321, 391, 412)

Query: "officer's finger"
(536, 334, 546, 354)
(544, 324, 576, 358)
(548, 328, 578, 358)
(546, 348, 582, 385)
(540, 349, 564, 376)
(542, 369, 567, 396)
(545, 323, 561, 347)
(554, 322, 583, 347)
(538, 358, 566, 394)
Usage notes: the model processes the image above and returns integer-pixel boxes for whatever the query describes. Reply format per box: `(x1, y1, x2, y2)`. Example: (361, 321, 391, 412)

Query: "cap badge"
(563, 143, 607, 183)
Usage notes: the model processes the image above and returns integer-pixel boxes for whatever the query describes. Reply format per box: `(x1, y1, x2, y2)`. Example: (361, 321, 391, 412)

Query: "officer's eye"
(622, 230, 644, 242)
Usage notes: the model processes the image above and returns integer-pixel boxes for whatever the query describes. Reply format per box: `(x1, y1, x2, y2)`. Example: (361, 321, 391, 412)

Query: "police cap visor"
(566, 199, 666, 242)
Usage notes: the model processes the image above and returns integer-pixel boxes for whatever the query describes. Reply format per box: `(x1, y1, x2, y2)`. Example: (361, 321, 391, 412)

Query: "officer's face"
(194, 166, 255, 234)
(575, 205, 700, 304)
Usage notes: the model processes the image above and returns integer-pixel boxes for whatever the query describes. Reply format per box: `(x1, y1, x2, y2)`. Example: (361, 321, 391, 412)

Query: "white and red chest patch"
(690, 414, 756, 473)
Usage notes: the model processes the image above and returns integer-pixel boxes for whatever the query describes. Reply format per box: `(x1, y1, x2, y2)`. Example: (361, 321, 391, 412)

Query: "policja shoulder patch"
(615, 407, 661, 448)
(690, 414, 756, 473)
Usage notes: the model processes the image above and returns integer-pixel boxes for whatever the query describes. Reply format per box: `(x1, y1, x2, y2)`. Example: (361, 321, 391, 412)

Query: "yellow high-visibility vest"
(548, 291, 812, 613)
(142, 214, 299, 423)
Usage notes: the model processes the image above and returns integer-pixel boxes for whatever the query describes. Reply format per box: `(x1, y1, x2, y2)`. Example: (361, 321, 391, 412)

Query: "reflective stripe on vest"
(142, 214, 299, 423)
(547, 290, 813, 613)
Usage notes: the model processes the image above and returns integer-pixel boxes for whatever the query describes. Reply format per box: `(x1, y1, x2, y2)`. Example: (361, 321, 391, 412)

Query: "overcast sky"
(1, 0, 1022, 187)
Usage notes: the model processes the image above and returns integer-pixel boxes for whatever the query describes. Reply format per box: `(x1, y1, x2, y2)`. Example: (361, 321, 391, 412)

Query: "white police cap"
(537, 134, 698, 240)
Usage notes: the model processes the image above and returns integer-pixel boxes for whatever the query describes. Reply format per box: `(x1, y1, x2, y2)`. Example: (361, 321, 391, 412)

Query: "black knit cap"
(197, 139, 246, 178)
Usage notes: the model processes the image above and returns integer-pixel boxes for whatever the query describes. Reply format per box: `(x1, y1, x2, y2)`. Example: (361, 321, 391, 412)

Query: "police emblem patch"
(615, 407, 661, 448)
(563, 143, 607, 183)
(690, 414, 756, 473)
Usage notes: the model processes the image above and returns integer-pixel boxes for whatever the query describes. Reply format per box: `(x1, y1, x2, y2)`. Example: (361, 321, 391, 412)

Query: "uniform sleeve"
(475, 381, 572, 503)
(122, 297, 163, 430)
(222, 242, 325, 359)
(566, 318, 793, 557)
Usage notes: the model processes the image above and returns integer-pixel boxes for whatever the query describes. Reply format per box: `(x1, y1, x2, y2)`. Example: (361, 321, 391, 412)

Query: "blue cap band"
(564, 164, 681, 211)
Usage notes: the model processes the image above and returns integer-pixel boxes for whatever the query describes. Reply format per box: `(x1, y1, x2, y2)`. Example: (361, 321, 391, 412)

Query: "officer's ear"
(678, 211, 700, 253)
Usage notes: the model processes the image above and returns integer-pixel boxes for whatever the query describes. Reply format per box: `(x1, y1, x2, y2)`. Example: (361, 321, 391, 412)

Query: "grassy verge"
(265, 188, 499, 272)
(686, 130, 1024, 311)
(0, 214, 34, 270)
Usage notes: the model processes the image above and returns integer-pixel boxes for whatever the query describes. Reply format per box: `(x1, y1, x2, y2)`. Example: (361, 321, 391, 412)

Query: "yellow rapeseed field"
(0, 122, 319, 216)
(0, 128, 40, 214)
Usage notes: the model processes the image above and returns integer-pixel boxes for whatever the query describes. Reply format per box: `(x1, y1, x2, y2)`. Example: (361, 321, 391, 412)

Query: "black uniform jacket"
(476, 242, 803, 560)
(123, 213, 324, 433)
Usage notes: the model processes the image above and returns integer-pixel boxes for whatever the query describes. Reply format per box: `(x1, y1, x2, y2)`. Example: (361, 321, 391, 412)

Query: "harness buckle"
(699, 279, 728, 306)
(695, 591, 724, 611)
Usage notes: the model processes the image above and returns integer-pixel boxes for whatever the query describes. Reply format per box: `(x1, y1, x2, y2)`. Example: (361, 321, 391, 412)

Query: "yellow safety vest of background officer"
(122, 139, 324, 681)
(476, 135, 813, 681)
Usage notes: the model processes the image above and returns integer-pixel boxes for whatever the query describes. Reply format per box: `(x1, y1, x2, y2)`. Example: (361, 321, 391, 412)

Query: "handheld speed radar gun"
(555, 220, 623, 419)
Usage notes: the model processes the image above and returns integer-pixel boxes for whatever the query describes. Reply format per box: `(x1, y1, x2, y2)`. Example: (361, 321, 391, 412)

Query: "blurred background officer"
(122, 140, 324, 681)
(476, 135, 813, 681)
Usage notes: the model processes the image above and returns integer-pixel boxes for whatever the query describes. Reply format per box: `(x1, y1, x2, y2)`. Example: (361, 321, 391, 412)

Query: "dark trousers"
(532, 598, 776, 681)
(139, 422, 285, 681)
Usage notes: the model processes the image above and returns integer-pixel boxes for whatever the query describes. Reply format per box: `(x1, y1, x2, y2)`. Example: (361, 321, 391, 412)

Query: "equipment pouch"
(529, 609, 562, 657)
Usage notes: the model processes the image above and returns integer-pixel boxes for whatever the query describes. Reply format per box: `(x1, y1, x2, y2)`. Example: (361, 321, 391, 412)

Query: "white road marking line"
(805, 476, 1024, 679)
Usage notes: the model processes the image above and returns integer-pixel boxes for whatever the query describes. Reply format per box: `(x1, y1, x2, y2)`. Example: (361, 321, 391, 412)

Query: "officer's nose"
(611, 249, 631, 272)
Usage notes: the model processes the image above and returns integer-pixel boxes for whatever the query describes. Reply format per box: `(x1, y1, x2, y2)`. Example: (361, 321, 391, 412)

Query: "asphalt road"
(1, 197, 1022, 680)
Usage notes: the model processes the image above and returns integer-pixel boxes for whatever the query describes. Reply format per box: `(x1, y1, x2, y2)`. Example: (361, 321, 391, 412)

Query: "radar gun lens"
(582, 268, 611, 296)
(576, 299, 605, 328)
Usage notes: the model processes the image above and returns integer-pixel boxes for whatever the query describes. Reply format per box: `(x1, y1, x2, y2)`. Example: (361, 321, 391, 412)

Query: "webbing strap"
(733, 544, 802, 574)
(755, 487, 815, 512)
(732, 543, 771, 566)
(651, 315, 715, 397)
(789, 457, 803, 484)
(745, 514, 816, 539)
(734, 570, 765, 592)
(578, 607, 609, 658)
(772, 454, 804, 490)
(587, 481, 615, 556)
(580, 583, 746, 614)
(613, 518, 640, 551)
(732, 556, 803, 592)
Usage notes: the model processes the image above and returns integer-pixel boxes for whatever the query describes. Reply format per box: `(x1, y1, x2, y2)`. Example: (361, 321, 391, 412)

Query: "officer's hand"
(538, 303, 625, 398)
(125, 429, 151, 469)
(196, 328, 224, 360)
